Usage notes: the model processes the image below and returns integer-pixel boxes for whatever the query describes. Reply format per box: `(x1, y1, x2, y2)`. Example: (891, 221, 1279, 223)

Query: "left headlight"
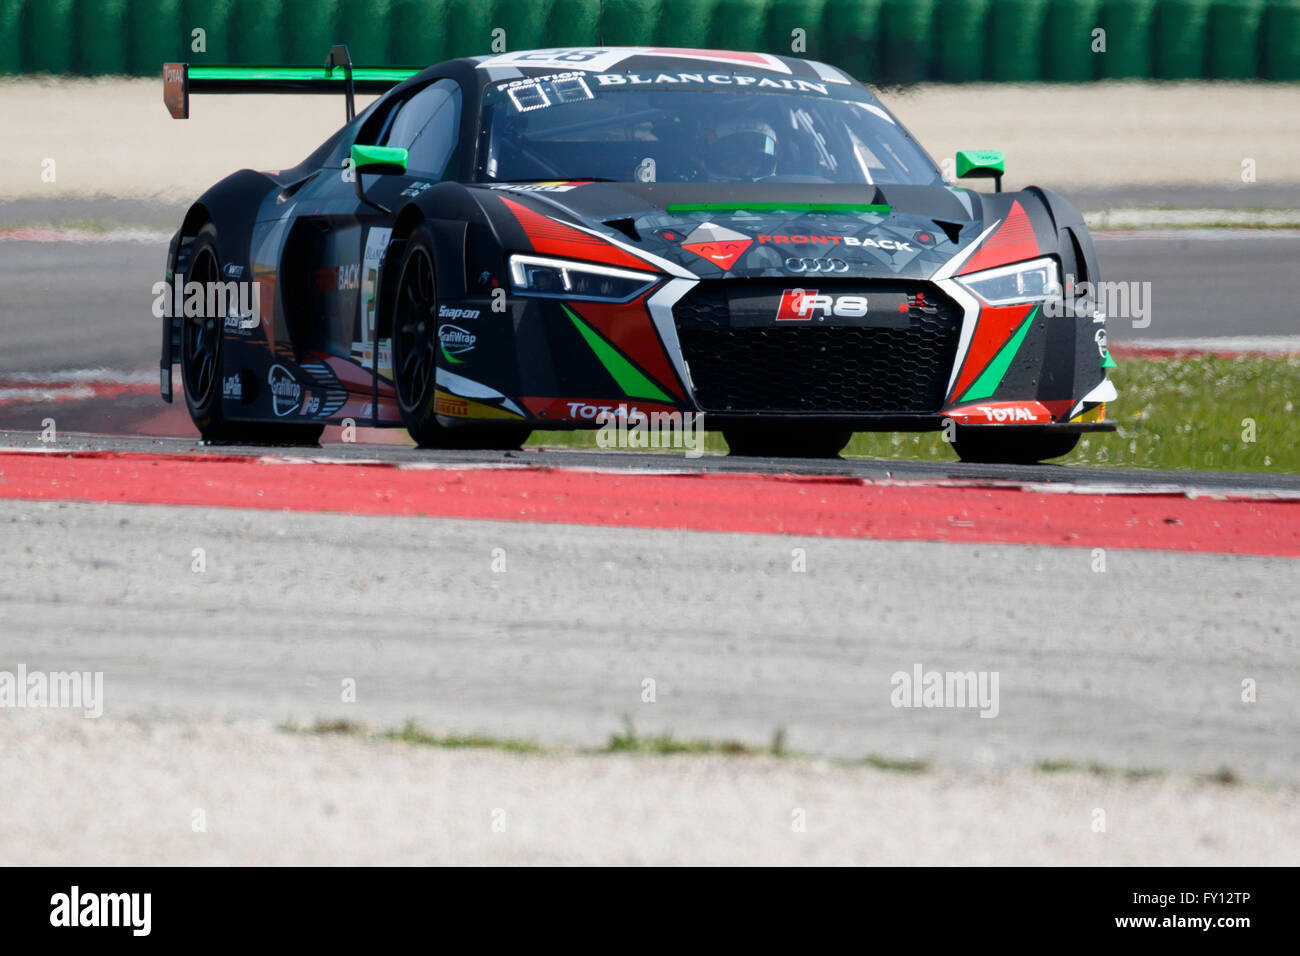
(508, 254, 660, 303)
(957, 256, 1059, 306)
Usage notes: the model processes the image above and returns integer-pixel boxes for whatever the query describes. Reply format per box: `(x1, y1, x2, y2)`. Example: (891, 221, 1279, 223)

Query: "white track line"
(1118, 336, 1300, 354)
(1093, 228, 1300, 241)
(0, 369, 157, 385)
(0, 387, 97, 402)
(0, 227, 170, 244)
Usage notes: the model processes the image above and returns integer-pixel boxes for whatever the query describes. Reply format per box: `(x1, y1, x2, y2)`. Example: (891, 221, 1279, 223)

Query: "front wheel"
(390, 224, 530, 450)
(178, 224, 231, 440)
(723, 424, 852, 459)
(951, 428, 1080, 464)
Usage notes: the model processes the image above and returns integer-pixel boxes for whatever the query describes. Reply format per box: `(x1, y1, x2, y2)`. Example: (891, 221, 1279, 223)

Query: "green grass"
(856, 755, 931, 774)
(1066, 355, 1299, 472)
(382, 720, 545, 754)
(594, 719, 780, 757)
(285, 718, 545, 754)
(1036, 759, 1167, 781)
(1201, 767, 1241, 786)
(287, 721, 1243, 782)
(527, 356, 1300, 473)
(284, 718, 934, 773)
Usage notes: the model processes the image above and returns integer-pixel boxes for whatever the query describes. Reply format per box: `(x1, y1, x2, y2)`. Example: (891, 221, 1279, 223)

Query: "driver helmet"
(702, 117, 779, 180)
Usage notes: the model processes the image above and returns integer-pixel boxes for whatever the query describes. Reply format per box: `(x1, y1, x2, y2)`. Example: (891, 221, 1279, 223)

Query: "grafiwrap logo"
(438, 324, 477, 356)
(268, 364, 301, 417)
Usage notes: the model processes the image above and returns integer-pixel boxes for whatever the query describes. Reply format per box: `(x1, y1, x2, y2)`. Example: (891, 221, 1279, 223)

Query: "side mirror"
(956, 149, 1005, 193)
(350, 144, 408, 175)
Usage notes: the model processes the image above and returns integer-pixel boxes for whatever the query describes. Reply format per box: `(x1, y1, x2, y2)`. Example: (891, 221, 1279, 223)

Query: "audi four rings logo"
(784, 257, 848, 274)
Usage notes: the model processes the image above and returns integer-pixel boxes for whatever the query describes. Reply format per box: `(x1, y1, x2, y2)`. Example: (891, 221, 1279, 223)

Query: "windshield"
(477, 72, 941, 186)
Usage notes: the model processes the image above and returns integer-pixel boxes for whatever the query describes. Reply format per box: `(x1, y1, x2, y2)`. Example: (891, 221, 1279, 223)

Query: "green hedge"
(1096, 0, 1156, 78)
(819, 0, 882, 80)
(1042, 0, 1100, 80)
(0, 0, 24, 71)
(1152, 0, 1210, 78)
(934, 0, 989, 82)
(987, 0, 1050, 81)
(1208, 0, 1266, 79)
(1264, 0, 1300, 79)
(878, 0, 933, 84)
(4, 0, 1299, 80)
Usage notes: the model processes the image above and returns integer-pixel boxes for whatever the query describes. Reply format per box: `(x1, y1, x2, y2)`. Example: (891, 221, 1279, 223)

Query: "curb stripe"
(0, 451, 1296, 558)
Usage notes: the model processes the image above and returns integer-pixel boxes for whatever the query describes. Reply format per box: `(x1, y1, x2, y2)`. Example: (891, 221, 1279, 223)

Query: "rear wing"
(164, 45, 419, 121)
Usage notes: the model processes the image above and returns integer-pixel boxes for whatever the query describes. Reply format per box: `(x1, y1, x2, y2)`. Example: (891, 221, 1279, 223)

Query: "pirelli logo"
(434, 394, 468, 417)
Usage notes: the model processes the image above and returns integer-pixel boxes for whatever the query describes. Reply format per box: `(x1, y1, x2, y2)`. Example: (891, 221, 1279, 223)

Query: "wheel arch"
(374, 204, 427, 345)
(377, 204, 470, 343)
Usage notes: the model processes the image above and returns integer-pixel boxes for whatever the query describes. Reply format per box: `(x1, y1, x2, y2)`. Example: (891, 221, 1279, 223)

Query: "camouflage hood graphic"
(476, 181, 1000, 281)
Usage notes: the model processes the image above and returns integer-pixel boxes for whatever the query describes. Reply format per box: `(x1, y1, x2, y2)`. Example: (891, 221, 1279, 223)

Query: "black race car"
(159, 45, 1116, 461)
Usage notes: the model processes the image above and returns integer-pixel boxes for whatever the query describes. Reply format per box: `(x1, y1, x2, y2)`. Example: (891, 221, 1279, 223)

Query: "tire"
(951, 428, 1080, 464)
(723, 424, 852, 459)
(390, 224, 531, 450)
(178, 223, 323, 446)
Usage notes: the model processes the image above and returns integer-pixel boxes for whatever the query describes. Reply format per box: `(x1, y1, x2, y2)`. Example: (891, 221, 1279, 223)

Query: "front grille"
(673, 281, 961, 414)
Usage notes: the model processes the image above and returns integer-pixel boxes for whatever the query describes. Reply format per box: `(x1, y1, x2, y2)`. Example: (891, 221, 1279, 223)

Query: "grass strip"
(526, 356, 1300, 474)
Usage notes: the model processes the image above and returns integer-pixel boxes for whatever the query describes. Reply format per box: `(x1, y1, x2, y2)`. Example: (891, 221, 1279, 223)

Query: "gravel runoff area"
(2, 77, 1298, 202)
(4, 713, 1296, 866)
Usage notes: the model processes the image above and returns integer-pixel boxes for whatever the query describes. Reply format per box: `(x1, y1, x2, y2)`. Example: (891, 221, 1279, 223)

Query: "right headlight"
(508, 254, 660, 303)
(956, 256, 1059, 306)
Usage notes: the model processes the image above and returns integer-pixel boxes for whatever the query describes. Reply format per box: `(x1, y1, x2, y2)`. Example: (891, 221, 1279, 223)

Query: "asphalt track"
(1, 225, 1299, 375)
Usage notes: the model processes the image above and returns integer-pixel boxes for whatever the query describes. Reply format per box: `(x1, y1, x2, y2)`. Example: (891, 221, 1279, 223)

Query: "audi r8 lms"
(159, 45, 1117, 461)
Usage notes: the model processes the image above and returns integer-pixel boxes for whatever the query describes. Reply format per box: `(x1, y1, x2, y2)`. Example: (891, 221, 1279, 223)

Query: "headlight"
(957, 256, 1059, 306)
(508, 254, 659, 303)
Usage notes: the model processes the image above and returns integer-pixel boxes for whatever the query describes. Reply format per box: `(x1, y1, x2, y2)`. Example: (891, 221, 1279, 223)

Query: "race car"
(159, 45, 1117, 461)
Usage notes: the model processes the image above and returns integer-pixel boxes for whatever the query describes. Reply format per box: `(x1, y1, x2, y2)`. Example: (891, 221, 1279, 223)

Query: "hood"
(473, 181, 1007, 282)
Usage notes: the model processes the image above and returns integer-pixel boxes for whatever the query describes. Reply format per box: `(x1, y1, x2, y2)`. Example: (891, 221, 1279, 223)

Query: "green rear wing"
(163, 46, 419, 120)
